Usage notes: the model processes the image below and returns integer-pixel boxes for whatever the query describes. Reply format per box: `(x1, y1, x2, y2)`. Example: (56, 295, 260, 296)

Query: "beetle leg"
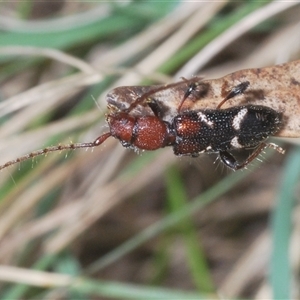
(217, 81, 250, 109)
(219, 142, 285, 170)
(146, 98, 163, 118)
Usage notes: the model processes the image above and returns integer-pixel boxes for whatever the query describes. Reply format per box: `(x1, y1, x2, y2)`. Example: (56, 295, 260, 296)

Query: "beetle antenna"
(0, 132, 112, 171)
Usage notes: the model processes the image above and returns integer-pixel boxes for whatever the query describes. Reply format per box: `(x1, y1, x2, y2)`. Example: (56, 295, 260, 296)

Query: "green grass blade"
(71, 277, 210, 300)
(165, 165, 214, 292)
(270, 147, 300, 299)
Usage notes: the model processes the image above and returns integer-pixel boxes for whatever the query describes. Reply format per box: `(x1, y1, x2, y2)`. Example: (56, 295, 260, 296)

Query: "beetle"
(0, 79, 284, 171)
(99, 80, 284, 170)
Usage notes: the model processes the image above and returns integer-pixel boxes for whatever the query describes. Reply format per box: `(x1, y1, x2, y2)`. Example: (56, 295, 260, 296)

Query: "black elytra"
(171, 105, 282, 169)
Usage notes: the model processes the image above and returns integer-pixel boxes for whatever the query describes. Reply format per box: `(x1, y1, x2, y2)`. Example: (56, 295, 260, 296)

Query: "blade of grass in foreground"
(165, 165, 214, 293)
(0, 3, 175, 49)
(270, 147, 300, 299)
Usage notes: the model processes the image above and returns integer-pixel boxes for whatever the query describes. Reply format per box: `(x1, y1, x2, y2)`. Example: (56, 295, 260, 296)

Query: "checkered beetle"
(0, 79, 284, 171)
(103, 80, 284, 170)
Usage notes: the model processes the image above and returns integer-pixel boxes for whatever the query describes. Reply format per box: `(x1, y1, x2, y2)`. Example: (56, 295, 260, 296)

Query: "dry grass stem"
(220, 231, 270, 297)
(204, 21, 300, 79)
(0, 265, 72, 287)
(0, 46, 98, 74)
(0, 72, 101, 118)
(176, 1, 299, 76)
(0, 4, 110, 33)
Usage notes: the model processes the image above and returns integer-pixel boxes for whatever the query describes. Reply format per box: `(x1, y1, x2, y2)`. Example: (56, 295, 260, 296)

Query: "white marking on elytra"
(197, 112, 214, 128)
(230, 136, 243, 148)
(232, 108, 248, 130)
